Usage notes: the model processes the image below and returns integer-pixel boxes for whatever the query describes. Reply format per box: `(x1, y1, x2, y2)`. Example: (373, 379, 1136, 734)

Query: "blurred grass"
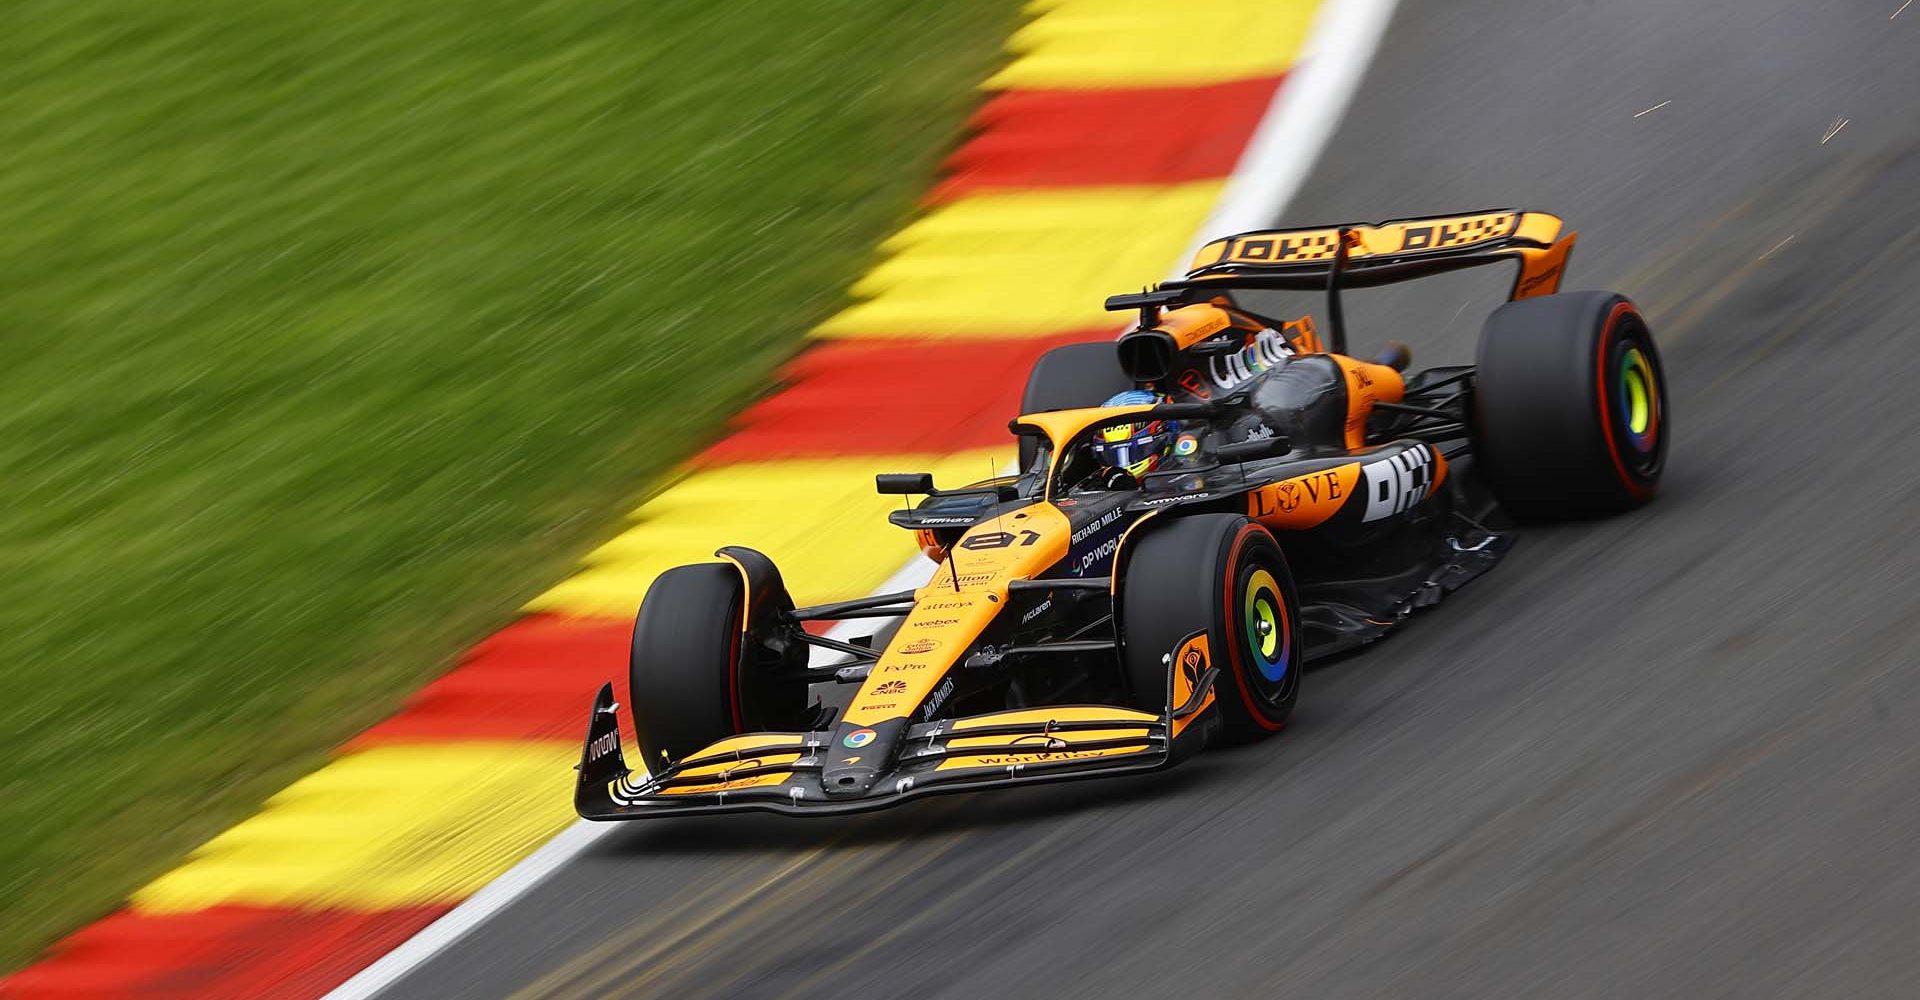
(0, 0, 1021, 970)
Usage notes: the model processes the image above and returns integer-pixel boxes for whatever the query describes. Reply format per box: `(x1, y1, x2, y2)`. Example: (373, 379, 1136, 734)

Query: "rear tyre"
(1472, 291, 1669, 521)
(1120, 514, 1301, 743)
(628, 563, 749, 769)
(1017, 341, 1131, 469)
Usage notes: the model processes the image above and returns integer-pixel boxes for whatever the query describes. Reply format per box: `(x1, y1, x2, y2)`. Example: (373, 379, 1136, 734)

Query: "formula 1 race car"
(575, 209, 1669, 817)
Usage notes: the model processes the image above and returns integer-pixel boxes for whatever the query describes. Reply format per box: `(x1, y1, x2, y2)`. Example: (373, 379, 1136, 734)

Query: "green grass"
(0, 0, 1022, 970)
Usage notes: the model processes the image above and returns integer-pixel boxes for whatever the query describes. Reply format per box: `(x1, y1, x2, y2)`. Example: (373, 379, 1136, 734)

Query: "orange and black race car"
(574, 209, 1669, 817)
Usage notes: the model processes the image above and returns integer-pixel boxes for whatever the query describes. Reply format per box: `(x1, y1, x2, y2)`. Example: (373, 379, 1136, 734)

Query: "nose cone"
(821, 720, 903, 798)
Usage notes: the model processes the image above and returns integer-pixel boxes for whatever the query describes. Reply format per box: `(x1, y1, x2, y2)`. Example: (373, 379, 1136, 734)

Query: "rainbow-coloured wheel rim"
(1616, 344, 1661, 462)
(1241, 567, 1292, 683)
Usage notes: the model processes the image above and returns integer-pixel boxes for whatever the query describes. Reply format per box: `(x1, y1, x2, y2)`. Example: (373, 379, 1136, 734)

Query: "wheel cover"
(1616, 344, 1661, 465)
(1240, 567, 1292, 683)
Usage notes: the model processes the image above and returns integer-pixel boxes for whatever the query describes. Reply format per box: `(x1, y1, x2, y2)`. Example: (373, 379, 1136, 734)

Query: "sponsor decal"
(961, 747, 1136, 767)
(843, 728, 877, 749)
(1072, 536, 1121, 576)
(916, 516, 975, 526)
(912, 618, 959, 629)
(1174, 434, 1199, 457)
(919, 599, 972, 611)
(900, 638, 939, 655)
(1143, 492, 1209, 506)
(1180, 644, 1206, 682)
(1020, 598, 1053, 625)
(845, 756, 861, 765)
(1070, 507, 1125, 543)
(1207, 326, 1295, 389)
(660, 772, 788, 795)
(1260, 470, 1341, 515)
(1054, 498, 1078, 507)
(873, 680, 907, 695)
(587, 730, 619, 762)
(955, 572, 994, 587)
(921, 677, 955, 721)
(1249, 464, 1356, 528)
(1361, 446, 1437, 522)
(1176, 369, 1212, 400)
(1169, 631, 1217, 738)
(1518, 262, 1563, 296)
(881, 661, 930, 673)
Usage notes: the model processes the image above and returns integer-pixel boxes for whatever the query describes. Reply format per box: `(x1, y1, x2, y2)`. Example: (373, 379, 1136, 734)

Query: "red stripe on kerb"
(0, 906, 448, 1000)
(933, 76, 1284, 200)
(696, 330, 1114, 464)
(351, 615, 632, 747)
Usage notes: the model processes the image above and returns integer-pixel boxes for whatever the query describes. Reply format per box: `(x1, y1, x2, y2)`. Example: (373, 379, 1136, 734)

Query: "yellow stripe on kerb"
(990, 0, 1317, 89)
(526, 450, 1007, 618)
(815, 183, 1219, 339)
(132, 742, 575, 913)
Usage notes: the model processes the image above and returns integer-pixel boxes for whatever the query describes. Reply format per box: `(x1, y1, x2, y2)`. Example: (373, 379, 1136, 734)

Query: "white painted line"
(326, 820, 617, 1000)
(1181, 0, 1405, 269)
(326, 3, 1401, 995)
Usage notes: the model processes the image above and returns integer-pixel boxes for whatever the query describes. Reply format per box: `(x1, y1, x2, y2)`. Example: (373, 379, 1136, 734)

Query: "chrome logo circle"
(843, 728, 877, 749)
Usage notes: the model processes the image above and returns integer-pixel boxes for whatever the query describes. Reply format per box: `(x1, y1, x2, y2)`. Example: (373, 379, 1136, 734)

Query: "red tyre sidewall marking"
(1593, 301, 1656, 500)
(1220, 522, 1287, 731)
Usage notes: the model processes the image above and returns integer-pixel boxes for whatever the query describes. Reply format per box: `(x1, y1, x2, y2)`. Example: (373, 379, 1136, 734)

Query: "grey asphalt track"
(380, 3, 1920, 997)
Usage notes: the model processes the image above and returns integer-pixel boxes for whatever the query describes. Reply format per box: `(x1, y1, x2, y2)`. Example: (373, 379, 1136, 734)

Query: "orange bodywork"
(1245, 462, 1362, 531)
(1168, 631, 1218, 739)
(1332, 355, 1405, 449)
(1153, 302, 1234, 348)
(845, 502, 1073, 727)
(1511, 236, 1576, 299)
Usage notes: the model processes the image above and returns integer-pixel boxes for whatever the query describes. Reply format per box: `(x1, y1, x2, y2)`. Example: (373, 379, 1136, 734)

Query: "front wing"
(573, 675, 1219, 819)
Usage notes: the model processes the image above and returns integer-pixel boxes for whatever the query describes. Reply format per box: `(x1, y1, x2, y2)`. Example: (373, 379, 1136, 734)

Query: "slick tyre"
(1121, 514, 1301, 743)
(1472, 291, 1669, 521)
(628, 562, 749, 769)
(1017, 342, 1131, 469)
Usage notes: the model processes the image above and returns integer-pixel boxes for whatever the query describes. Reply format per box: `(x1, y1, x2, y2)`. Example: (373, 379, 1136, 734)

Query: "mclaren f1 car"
(575, 209, 1670, 817)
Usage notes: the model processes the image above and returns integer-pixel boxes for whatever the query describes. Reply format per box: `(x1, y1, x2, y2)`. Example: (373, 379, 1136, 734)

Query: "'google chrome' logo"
(843, 728, 877, 749)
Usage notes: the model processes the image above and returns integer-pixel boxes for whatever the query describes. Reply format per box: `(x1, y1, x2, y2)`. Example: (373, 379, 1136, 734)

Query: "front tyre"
(628, 563, 750, 770)
(1472, 291, 1670, 521)
(1120, 514, 1301, 742)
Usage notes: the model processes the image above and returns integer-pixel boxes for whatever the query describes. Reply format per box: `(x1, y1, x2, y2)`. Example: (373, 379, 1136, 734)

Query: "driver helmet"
(1091, 389, 1175, 479)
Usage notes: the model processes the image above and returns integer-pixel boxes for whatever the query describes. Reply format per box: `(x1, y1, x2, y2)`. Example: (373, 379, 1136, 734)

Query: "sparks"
(1894, 0, 1913, 18)
(1821, 117, 1850, 144)
(1633, 100, 1672, 119)
(1759, 235, 1796, 261)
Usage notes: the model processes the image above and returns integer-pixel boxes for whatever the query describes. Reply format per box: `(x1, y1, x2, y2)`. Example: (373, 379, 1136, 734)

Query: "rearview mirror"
(876, 473, 935, 495)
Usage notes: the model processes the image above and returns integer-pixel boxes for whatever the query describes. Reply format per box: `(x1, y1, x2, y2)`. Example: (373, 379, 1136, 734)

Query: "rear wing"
(1107, 209, 1576, 354)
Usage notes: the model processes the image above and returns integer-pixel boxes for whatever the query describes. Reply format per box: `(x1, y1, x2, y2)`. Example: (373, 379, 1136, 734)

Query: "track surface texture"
(383, 4, 1920, 998)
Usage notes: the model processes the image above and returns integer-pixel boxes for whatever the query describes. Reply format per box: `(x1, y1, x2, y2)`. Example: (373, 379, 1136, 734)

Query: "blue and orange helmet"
(1091, 390, 1175, 478)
